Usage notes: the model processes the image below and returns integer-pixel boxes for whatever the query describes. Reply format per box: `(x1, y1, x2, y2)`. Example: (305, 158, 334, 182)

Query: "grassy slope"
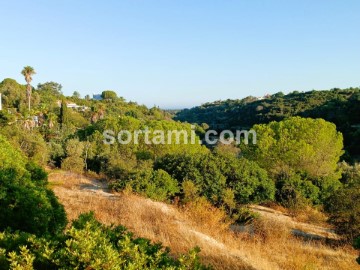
(49, 170, 359, 270)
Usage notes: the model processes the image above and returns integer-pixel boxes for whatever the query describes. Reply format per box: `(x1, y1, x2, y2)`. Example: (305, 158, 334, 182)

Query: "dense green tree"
(101, 90, 117, 100)
(243, 117, 343, 178)
(72, 91, 81, 99)
(0, 135, 27, 176)
(36, 81, 62, 110)
(218, 155, 275, 204)
(175, 87, 360, 157)
(154, 153, 275, 205)
(61, 139, 85, 173)
(59, 99, 69, 128)
(326, 163, 360, 242)
(0, 135, 66, 236)
(154, 153, 227, 203)
(0, 79, 26, 110)
(37, 81, 62, 96)
(0, 125, 49, 166)
(111, 169, 179, 202)
(242, 117, 343, 203)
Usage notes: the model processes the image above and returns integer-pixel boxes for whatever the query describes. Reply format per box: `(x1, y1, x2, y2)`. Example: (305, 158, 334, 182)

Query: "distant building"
(92, 94, 103, 100)
(66, 102, 78, 109)
(56, 100, 89, 111)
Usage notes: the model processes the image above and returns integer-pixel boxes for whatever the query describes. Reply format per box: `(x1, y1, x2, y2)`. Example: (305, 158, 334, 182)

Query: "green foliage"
(0, 135, 27, 176)
(111, 169, 179, 202)
(25, 161, 48, 186)
(37, 82, 62, 96)
(0, 111, 16, 126)
(0, 168, 67, 237)
(354, 236, 360, 264)
(0, 125, 49, 166)
(219, 155, 275, 204)
(181, 180, 199, 203)
(101, 90, 117, 100)
(82, 116, 207, 175)
(47, 141, 65, 167)
(242, 117, 343, 204)
(0, 79, 28, 111)
(36, 82, 62, 111)
(61, 139, 85, 173)
(221, 188, 236, 214)
(175, 87, 360, 157)
(72, 91, 81, 99)
(154, 153, 275, 205)
(231, 206, 260, 224)
(0, 213, 211, 270)
(154, 153, 227, 203)
(59, 99, 69, 128)
(8, 246, 35, 270)
(0, 135, 67, 237)
(326, 164, 360, 242)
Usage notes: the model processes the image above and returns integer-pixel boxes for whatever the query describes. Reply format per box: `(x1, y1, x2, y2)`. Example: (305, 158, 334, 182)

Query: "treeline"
(0, 75, 359, 265)
(0, 78, 211, 269)
(0, 135, 209, 269)
(175, 88, 360, 158)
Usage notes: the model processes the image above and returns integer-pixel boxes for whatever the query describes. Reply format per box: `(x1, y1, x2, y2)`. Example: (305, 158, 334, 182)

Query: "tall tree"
(59, 99, 69, 128)
(21, 66, 36, 111)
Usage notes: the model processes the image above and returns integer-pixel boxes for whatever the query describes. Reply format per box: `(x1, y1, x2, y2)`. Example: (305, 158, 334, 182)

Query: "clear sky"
(1, 0, 359, 108)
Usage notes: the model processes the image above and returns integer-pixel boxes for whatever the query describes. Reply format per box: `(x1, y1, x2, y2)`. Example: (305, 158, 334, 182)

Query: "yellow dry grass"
(49, 170, 359, 270)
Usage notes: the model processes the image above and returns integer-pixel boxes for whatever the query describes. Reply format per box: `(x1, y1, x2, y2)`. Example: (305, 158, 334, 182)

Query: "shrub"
(252, 218, 290, 243)
(231, 206, 260, 224)
(61, 139, 85, 173)
(154, 153, 227, 203)
(219, 156, 275, 204)
(183, 197, 231, 233)
(111, 169, 179, 202)
(0, 136, 67, 237)
(0, 213, 211, 270)
(155, 153, 275, 205)
(181, 180, 199, 203)
(326, 177, 360, 242)
(354, 236, 360, 264)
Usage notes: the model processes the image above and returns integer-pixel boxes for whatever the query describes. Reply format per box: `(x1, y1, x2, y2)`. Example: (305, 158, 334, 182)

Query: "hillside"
(175, 88, 360, 157)
(1, 73, 360, 268)
(49, 170, 359, 270)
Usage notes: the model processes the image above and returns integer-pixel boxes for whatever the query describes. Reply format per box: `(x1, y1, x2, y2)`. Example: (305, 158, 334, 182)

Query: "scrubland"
(50, 170, 359, 270)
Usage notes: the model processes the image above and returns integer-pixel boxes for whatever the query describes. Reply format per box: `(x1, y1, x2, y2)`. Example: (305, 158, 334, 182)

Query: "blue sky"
(1, 0, 359, 108)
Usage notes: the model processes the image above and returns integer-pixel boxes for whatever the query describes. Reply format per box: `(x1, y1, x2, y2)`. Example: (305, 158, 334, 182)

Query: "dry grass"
(49, 170, 359, 270)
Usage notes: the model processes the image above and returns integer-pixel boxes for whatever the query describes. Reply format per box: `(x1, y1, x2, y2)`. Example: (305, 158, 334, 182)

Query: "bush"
(219, 156, 275, 204)
(181, 180, 199, 203)
(326, 177, 360, 242)
(0, 213, 211, 270)
(0, 135, 67, 237)
(183, 197, 231, 233)
(354, 236, 360, 264)
(101, 90, 118, 100)
(111, 169, 179, 202)
(155, 153, 275, 205)
(0, 168, 67, 236)
(61, 139, 85, 173)
(231, 206, 260, 224)
(154, 153, 227, 203)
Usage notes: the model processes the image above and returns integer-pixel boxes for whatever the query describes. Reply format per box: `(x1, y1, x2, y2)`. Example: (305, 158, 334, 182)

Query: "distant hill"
(175, 88, 360, 158)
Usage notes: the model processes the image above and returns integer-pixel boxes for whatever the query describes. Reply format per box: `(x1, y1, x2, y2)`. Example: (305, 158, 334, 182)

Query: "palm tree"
(21, 66, 36, 111)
